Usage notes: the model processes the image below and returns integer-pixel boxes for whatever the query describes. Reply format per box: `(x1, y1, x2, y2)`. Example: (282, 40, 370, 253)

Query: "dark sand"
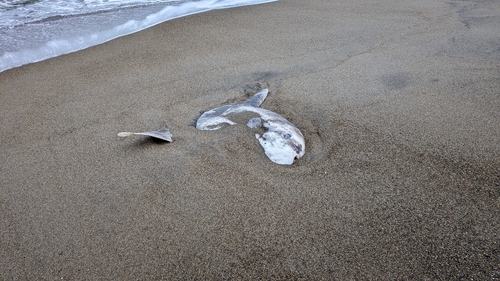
(1, 0, 499, 279)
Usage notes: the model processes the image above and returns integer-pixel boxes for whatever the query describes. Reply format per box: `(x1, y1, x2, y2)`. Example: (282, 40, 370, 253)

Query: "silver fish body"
(196, 89, 305, 165)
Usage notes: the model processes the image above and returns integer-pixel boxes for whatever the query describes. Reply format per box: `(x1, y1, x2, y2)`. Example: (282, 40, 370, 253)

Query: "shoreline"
(0, 0, 278, 73)
(1, 0, 499, 279)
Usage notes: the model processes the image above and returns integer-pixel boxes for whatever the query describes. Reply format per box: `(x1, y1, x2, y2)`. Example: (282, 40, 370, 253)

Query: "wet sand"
(1, 0, 499, 279)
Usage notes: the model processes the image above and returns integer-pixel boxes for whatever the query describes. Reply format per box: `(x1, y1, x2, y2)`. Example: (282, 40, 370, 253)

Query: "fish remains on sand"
(117, 128, 172, 142)
(196, 89, 305, 165)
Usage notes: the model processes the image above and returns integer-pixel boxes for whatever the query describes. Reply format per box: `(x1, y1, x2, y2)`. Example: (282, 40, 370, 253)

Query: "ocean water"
(0, 0, 277, 72)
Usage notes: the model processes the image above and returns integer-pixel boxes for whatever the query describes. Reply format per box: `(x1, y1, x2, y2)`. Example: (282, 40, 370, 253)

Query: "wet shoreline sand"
(1, 0, 499, 279)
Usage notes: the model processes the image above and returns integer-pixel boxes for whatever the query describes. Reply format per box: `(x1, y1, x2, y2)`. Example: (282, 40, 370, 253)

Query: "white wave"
(0, 0, 178, 27)
(0, 0, 277, 73)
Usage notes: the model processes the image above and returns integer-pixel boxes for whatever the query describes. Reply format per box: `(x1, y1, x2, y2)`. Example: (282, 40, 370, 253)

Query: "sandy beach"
(1, 0, 499, 279)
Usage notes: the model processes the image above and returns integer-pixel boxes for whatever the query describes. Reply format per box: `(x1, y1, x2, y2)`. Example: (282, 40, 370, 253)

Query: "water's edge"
(0, 0, 277, 73)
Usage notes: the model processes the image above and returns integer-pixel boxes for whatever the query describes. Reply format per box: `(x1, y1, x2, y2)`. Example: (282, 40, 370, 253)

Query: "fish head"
(255, 122, 305, 165)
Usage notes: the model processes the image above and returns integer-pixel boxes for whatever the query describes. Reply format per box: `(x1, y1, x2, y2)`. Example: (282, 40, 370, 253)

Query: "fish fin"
(117, 128, 172, 142)
(117, 132, 135, 137)
(241, 89, 268, 107)
(134, 129, 172, 142)
(196, 115, 236, 130)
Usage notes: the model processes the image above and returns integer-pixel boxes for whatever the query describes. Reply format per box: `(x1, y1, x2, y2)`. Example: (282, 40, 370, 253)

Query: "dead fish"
(117, 128, 172, 142)
(196, 89, 305, 165)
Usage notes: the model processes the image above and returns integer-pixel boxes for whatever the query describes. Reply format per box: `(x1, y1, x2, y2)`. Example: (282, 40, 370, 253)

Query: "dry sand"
(1, 0, 499, 279)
